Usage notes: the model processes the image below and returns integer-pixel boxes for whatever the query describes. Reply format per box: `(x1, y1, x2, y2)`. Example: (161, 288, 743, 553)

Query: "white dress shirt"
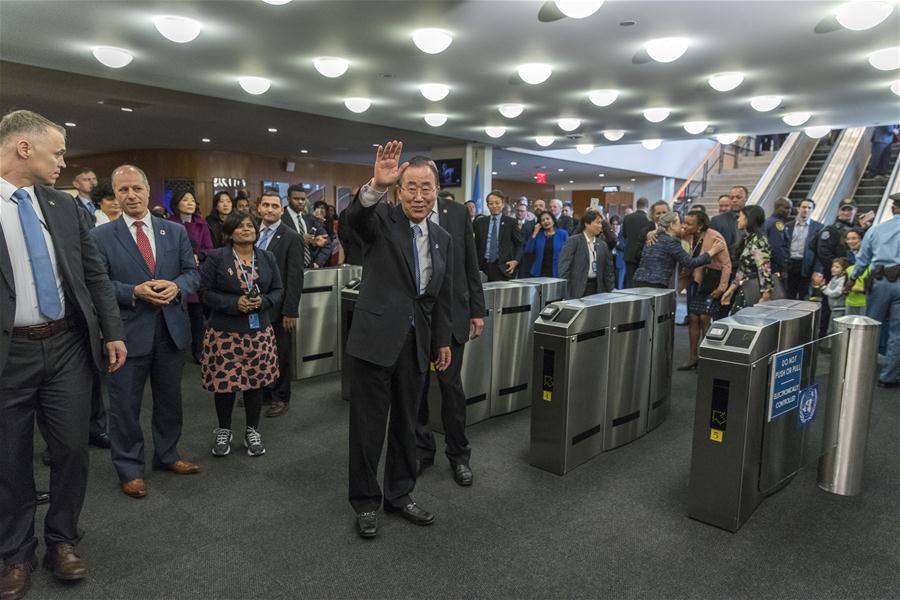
(584, 232, 598, 279)
(790, 219, 809, 260)
(286, 207, 307, 235)
(121, 210, 157, 259)
(76, 195, 94, 214)
(0, 177, 67, 326)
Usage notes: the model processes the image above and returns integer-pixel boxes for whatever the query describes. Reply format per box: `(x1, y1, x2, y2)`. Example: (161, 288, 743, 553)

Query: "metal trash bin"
(294, 266, 359, 380)
(426, 286, 495, 432)
(340, 277, 362, 401)
(487, 281, 539, 416)
(615, 288, 676, 432)
(517, 277, 568, 308)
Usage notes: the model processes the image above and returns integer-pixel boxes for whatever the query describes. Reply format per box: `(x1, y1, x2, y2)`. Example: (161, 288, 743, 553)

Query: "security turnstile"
(294, 265, 361, 380)
(688, 302, 820, 532)
(426, 286, 495, 432)
(517, 277, 568, 308)
(615, 288, 676, 431)
(487, 281, 539, 416)
(340, 277, 362, 401)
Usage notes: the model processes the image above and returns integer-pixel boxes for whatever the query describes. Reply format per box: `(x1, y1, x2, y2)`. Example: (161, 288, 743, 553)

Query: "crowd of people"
(2, 108, 899, 599)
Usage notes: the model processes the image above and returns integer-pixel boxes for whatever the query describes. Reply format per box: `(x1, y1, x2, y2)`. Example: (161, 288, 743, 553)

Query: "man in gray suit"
(559, 210, 616, 298)
(0, 110, 126, 598)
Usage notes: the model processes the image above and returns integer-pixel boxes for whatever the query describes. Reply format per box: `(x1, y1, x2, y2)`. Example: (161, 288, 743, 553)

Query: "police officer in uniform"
(813, 198, 857, 336)
(764, 197, 791, 286)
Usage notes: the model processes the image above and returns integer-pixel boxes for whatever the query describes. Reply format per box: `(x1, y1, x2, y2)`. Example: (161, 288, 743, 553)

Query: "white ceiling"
(1, 0, 898, 172)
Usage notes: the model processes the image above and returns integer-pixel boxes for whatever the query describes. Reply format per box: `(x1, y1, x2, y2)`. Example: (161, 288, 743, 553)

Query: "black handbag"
(698, 268, 722, 295)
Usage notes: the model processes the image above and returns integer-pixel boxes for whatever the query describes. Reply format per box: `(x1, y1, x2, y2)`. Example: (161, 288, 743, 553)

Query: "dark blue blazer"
(200, 245, 284, 334)
(785, 218, 824, 276)
(91, 215, 200, 357)
(523, 229, 569, 277)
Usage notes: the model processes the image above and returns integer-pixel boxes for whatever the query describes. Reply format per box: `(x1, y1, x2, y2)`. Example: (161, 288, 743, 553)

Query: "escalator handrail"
(748, 131, 818, 211)
(875, 146, 900, 225)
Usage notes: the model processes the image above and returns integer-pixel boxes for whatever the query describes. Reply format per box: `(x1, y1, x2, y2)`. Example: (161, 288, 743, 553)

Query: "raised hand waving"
(372, 140, 409, 192)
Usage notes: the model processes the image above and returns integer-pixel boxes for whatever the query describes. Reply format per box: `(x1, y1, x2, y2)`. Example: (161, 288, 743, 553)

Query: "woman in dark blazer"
(206, 191, 233, 248)
(523, 211, 569, 277)
(200, 212, 283, 458)
(633, 212, 726, 288)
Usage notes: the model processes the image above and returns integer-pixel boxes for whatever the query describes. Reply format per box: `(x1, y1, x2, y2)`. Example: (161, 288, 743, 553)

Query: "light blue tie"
(486, 216, 499, 262)
(84, 199, 96, 215)
(258, 226, 273, 250)
(412, 224, 422, 296)
(14, 189, 62, 320)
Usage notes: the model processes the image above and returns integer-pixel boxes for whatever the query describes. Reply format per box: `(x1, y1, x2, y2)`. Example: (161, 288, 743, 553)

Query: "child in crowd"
(845, 262, 869, 316)
(821, 258, 849, 338)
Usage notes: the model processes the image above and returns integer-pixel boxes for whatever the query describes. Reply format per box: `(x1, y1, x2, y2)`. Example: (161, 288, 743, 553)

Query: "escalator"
(852, 142, 900, 218)
(787, 138, 835, 210)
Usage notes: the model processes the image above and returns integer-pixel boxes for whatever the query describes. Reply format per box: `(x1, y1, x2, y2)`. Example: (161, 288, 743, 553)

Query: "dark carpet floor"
(29, 330, 899, 600)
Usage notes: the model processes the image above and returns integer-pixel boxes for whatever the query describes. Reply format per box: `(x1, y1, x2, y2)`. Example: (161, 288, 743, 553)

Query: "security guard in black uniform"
(764, 197, 792, 283)
(812, 197, 857, 336)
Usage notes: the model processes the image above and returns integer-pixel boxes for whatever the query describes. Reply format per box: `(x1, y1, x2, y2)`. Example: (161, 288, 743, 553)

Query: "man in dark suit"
(70, 167, 97, 225)
(710, 185, 749, 260)
(549, 198, 575, 234)
(559, 210, 617, 298)
(784, 198, 823, 300)
(91, 164, 201, 499)
(255, 190, 304, 418)
(346, 143, 453, 539)
(415, 188, 486, 486)
(622, 197, 651, 288)
(282, 183, 332, 269)
(0, 110, 127, 597)
(474, 190, 522, 281)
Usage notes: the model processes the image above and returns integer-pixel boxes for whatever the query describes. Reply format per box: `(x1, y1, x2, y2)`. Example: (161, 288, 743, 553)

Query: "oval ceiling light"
(91, 46, 133, 69)
(555, 0, 605, 19)
(498, 103, 524, 118)
(419, 83, 450, 102)
(782, 111, 812, 126)
(65, 122, 76, 127)
(412, 28, 453, 54)
(708, 71, 744, 92)
(641, 139, 662, 150)
(557, 118, 581, 132)
(868, 47, 900, 71)
(891, 81, 900, 96)
(484, 126, 506, 138)
(749, 95, 782, 112)
(835, 1, 893, 30)
(517, 63, 553, 85)
(805, 126, 831, 139)
(576, 144, 594, 155)
(645, 37, 690, 63)
(643, 107, 671, 123)
(535, 135, 555, 147)
(344, 97, 371, 113)
(716, 133, 740, 145)
(313, 57, 349, 78)
(424, 113, 448, 127)
(602, 129, 625, 141)
(153, 15, 202, 43)
(588, 89, 619, 107)
(238, 76, 271, 95)
(261, 0, 292, 4)
(683, 121, 709, 135)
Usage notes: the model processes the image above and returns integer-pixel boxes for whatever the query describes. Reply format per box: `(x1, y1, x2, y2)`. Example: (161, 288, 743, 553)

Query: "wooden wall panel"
(491, 178, 556, 203)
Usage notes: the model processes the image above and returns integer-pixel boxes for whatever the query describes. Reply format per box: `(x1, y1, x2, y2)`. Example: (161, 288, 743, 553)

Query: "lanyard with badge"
(587, 235, 598, 275)
(233, 249, 260, 330)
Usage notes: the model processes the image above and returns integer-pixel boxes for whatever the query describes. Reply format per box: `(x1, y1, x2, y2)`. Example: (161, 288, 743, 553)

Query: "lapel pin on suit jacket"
(160, 229, 166, 235)
(48, 200, 55, 206)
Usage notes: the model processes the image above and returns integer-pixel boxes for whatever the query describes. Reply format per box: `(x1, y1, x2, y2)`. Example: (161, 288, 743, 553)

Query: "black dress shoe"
(36, 491, 50, 505)
(385, 502, 435, 526)
(356, 511, 378, 538)
(452, 464, 473, 487)
(877, 379, 899, 388)
(88, 433, 111, 449)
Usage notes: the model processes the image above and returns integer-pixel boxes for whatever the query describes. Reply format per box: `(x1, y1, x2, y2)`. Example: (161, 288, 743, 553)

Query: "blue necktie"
(83, 199, 96, 215)
(486, 216, 499, 262)
(14, 189, 62, 320)
(258, 226, 273, 250)
(411, 224, 422, 296)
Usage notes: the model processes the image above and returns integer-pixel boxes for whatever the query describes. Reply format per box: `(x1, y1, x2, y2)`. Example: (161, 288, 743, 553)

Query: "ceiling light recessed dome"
(643, 107, 671, 123)
(419, 83, 450, 102)
(412, 28, 453, 54)
(588, 89, 619, 107)
(641, 139, 662, 150)
(535, 135, 555, 147)
(557, 118, 581, 132)
(645, 37, 690, 63)
(602, 129, 625, 141)
(238, 76, 271, 95)
(782, 111, 812, 126)
(555, 0, 605, 19)
(805, 126, 831, 139)
(835, 1, 893, 31)
(92, 46, 133, 69)
(261, 0, 292, 4)
(750, 95, 782, 112)
(891, 81, 900, 96)
(683, 121, 709, 134)
(313, 57, 349, 78)
(344, 97, 371, 113)
(517, 63, 553, 85)
(424, 113, 448, 127)
(498, 103, 524, 118)
(484, 126, 506, 138)
(708, 72, 744, 92)
(868, 47, 900, 71)
(576, 144, 594, 155)
(716, 133, 740, 145)
(153, 15, 202, 43)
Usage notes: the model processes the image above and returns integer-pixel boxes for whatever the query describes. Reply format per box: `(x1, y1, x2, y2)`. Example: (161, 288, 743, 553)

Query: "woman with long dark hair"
(207, 191, 233, 248)
(523, 211, 569, 277)
(721, 204, 774, 311)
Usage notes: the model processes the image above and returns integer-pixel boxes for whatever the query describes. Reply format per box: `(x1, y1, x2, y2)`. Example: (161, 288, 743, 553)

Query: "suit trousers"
(266, 321, 292, 404)
(0, 328, 91, 565)
(415, 338, 471, 468)
(624, 261, 639, 289)
(482, 260, 508, 282)
(785, 259, 811, 300)
(348, 329, 423, 513)
(107, 313, 184, 482)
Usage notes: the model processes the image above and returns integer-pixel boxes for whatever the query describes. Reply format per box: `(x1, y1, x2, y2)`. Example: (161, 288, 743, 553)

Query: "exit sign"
(534, 171, 547, 184)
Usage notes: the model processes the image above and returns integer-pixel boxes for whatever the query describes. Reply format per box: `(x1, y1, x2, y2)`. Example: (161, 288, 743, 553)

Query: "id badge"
(591, 260, 598, 274)
(248, 312, 260, 330)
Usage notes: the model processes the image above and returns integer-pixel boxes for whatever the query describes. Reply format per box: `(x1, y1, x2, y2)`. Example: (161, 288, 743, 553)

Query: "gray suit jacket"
(558, 233, 616, 299)
(0, 184, 123, 375)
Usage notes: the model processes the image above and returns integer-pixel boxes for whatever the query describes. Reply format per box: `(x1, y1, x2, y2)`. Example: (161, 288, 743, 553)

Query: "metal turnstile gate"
(487, 281, 539, 416)
(518, 277, 568, 308)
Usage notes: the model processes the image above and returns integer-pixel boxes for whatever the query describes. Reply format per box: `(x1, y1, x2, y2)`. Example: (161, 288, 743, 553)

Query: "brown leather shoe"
(265, 401, 289, 418)
(0, 561, 34, 600)
(43, 544, 87, 581)
(121, 479, 147, 498)
(166, 459, 201, 475)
